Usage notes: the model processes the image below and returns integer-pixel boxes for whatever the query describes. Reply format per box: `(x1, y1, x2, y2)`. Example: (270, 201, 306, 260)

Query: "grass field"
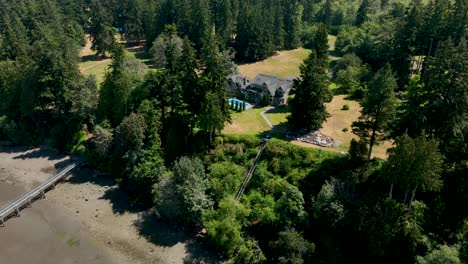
(264, 107, 290, 126)
(238, 48, 311, 79)
(79, 36, 150, 84)
(238, 35, 339, 79)
(291, 95, 392, 158)
(224, 95, 391, 158)
(223, 108, 271, 135)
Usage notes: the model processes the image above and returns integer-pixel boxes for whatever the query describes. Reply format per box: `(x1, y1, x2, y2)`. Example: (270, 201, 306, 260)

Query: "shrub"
(70, 127, 88, 156)
(351, 86, 366, 99)
(341, 104, 350, 110)
(0, 115, 16, 141)
(342, 128, 349, 132)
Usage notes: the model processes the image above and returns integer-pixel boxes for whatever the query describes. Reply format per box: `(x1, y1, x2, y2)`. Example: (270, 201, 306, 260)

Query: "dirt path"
(0, 147, 214, 264)
(80, 58, 111, 72)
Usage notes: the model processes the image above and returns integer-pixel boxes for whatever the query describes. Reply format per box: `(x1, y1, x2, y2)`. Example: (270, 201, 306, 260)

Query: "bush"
(0, 115, 16, 141)
(342, 128, 349, 132)
(341, 104, 350, 110)
(70, 127, 88, 156)
(351, 86, 366, 99)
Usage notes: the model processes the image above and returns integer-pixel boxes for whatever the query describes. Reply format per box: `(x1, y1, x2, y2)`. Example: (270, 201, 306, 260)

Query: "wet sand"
(0, 147, 115, 264)
(0, 147, 210, 264)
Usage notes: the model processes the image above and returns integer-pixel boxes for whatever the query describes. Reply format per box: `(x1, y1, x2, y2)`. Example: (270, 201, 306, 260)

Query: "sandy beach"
(0, 146, 214, 264)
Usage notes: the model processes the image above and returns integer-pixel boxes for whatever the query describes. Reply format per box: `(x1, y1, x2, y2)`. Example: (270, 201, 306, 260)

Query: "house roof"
(228, 74, 249, 88)
(251, 74, 295, 96)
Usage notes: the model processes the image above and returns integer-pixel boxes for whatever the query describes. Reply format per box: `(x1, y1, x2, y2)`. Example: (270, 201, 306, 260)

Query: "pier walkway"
(0, 162, 79, 226)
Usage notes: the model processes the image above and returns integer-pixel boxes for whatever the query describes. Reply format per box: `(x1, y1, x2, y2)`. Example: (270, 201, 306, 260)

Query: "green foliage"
(208, 161, 244, 202)
(288, 50, 331, 130)
(0, 115, 16, 142)
(244, 190, 278, 225)
(275, 185, 307, 226)
(113, 113, 147, 158)
(128, 145, 166, 205)
(89, 0, 115, 56)
(91, 124, 114, 160)
(312, 179, 345, 228)
(153, 171, 183, 220)
(150, 24, 183, 70)
(341, 104, 350, 110)
(382, 134, 444, 207)
(348, 138, 368, 165)
(173, 157, 213, 225)
(420, 40, 467, 163)
(352, 63, 398, 159)
(203, 196, 249, 257)
(416, 245, 462, 264)
(270, 228, 315, 264)
(356, 0, 371, 26)
(230, 239, 266, 264)
(98, 44, 141, 127)
(70, 127, 88, 156)
(334, 53, 370, 97)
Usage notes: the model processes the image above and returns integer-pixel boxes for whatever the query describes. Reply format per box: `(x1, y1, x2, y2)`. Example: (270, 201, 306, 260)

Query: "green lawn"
(238, 48, 311, 79)
(264, 107, 290, 126)
(80, 59, 111, 83)
(80, 50, 149, 84)
(223, 107, 270, 135)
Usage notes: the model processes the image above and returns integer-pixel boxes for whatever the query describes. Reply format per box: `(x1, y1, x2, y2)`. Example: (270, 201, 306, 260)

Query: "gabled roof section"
(251, 74, 295, 96)
(228, 74, 249, 88)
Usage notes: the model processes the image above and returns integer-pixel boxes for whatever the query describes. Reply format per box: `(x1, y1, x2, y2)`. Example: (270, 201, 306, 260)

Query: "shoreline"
(0, 146, 211, 264)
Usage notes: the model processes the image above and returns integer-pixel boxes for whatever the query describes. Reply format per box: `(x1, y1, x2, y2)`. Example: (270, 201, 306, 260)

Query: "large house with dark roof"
(227, 73, 295, 106)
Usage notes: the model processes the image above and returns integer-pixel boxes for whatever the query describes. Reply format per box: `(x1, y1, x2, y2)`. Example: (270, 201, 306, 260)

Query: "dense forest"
(0, 0, 467, 263)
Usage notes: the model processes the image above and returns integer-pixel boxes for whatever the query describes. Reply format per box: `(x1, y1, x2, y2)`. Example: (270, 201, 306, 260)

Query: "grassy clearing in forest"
(291, 95, 392, 158)
(223, 108, 271, 135)
(79, 36, 150, 84)
(238, 48, 310, 79)
(224, 95, 391, 158)
(237, 35, 338, 79)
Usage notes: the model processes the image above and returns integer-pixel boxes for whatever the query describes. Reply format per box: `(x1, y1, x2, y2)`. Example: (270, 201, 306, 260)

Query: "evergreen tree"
(199, 36, 233, 143)
(150, 24, 183, 71)
(98, 44, 134, 126)
(313, 24, 330, 67)
(117, 0, 145, 45)
(320, 0, 334, 27)
(178, 37, 200, 136)
(211, 0, 234, 46)
(283, 0, 301, 50)
(89, 0, 115, 57)
(383, 134, 444, 209)
(356, 0, 370, 26)
(288, 51, 331, 131)
(189, 0, 211, 51)
(352, 64, 398, 160)
(421, 39, 467, 163)
(235, 0, 275, 61)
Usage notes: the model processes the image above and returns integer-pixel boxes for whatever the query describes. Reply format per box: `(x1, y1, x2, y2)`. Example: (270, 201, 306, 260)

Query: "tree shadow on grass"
(81, 54, 109, 63)
(264, 105, 290, 114)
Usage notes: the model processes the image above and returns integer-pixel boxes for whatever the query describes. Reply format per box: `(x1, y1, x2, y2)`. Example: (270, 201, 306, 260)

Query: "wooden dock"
(0, 162, 79, 226)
